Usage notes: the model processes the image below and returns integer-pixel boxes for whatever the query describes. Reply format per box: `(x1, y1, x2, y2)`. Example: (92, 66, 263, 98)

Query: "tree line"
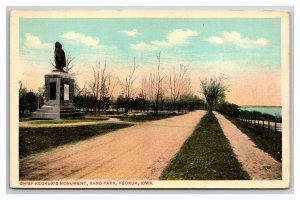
(21, 52, 278, 120)
(19, 80, 206, 117)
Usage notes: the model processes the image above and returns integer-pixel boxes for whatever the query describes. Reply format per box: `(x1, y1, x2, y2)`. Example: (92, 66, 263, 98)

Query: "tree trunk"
(173, 98, 176, 111)
(155, 100, 159, 116)
(125, 98, 129, 114)
(160, 99, 164, 111)
(208, 103, 213, 114)
(97, 101, 101, 112)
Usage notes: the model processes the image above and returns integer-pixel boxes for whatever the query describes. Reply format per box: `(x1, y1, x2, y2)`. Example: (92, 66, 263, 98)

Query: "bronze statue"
(54, 41, 66, 71)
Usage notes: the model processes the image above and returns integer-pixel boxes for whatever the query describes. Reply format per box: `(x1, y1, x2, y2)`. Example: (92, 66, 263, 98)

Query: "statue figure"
(54, 41, 66, 71)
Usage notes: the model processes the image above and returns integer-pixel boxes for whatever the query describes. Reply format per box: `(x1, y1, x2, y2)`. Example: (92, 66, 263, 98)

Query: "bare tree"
(159, 77, 168, 111)
(50, 52, 75, 73)
(120, 57, 137, 113)
(102, 73, 118, 113)
(169, 64, 190, 111)
(200, 75, 227, 114)
(139, 75, 150, 111)
(153, 52, 165, 116)
(147, 73, 156, 111)
(88, 57, 113, 112)
(65, 53, 75, 72)
(139, 75, 148, 100)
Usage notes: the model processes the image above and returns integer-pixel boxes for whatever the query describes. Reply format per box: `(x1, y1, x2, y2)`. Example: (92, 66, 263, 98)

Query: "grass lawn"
(118, 113, 183, 122)
(19, 123, 133, 158)
(160, 113, 250, 180)
(223, 115, 282, 162)
(27, 117, 109, 125)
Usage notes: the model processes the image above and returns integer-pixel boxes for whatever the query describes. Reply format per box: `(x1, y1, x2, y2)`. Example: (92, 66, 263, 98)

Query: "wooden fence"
(239, 118, 282, 133)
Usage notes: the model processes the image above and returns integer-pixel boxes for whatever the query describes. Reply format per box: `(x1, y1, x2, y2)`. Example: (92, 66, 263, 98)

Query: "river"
(239, 106, 281, 117)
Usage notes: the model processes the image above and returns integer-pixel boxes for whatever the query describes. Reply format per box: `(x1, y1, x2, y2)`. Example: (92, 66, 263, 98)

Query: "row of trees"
(74, 93, 206, 114)
(19, 80, 205, 117)
(75, 52, 205, 116)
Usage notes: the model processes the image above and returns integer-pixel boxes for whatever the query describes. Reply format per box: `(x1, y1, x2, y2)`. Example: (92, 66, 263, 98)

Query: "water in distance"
(239, 106, 281, 117)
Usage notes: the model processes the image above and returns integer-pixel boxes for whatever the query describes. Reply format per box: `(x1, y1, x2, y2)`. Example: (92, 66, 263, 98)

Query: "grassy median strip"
(223, 115, 282, 162)
(19, 123, 133, 158)
(160, 113, 250, 180)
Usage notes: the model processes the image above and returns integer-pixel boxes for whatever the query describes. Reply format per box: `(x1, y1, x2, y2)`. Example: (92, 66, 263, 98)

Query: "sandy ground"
(20, 110, 206, 180)
(214, 112, 282, 180)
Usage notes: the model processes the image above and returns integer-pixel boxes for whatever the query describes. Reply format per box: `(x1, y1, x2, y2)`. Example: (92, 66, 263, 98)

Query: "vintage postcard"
(10, 10, 290, 188)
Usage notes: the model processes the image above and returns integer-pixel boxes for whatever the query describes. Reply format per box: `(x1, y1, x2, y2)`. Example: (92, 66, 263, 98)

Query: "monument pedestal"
(31, 71, 84, 119)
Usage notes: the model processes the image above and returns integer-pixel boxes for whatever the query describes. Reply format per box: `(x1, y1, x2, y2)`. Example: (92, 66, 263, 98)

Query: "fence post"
(268, 120, 270, 129)
(275, 120, 277, 133)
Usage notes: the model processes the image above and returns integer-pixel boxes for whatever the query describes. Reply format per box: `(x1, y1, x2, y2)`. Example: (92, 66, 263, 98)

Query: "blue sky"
(19, 18, 282, 105)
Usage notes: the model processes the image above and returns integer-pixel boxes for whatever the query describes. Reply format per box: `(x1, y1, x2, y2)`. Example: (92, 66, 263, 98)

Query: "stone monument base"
(31, 70, 84, 120)
(31, 106, 84, 120)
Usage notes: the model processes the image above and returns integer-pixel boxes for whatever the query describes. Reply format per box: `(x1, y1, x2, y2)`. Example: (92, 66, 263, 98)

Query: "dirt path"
(20, 110, 206, 180)
(214, 112, 282, 180)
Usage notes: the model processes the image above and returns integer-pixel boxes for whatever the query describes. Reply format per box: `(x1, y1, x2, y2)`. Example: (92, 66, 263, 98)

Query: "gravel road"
(20, 110, 206, 180)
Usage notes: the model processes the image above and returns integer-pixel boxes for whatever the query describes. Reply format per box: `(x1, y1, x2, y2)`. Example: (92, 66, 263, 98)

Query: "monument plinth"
(31, 70, 84, 119)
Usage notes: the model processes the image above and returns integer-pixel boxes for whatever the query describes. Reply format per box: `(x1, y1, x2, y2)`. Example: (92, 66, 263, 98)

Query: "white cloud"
(130, 29, 198, 51)
(207, 36, 224, 44)
(61, 32, 100, 47)
(207, 32, 270, 48)
(166, 29, 198, 45)
(24, 33, 52, 49)
(151, 40, 171, 47)
(255, 38, 269, 45)
(130, 42, 156, 51)
(120, 29, 139, 37)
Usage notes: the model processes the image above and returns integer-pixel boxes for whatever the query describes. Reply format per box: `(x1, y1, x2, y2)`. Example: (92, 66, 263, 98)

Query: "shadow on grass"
(160, 112, 250, 180)
(19, 123, 133, 158)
